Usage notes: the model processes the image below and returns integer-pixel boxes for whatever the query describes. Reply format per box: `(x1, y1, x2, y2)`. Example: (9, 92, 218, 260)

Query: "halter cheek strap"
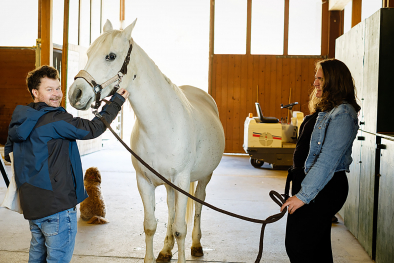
(74, 70, 124, 109)
(74, 39, 134, 110)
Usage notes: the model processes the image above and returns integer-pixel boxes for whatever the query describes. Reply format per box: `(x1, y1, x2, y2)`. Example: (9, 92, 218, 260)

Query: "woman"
(281, 59, 361, 262)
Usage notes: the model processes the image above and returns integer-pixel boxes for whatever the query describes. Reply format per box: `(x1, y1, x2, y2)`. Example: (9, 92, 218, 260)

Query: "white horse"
(68, 19, 225, 263)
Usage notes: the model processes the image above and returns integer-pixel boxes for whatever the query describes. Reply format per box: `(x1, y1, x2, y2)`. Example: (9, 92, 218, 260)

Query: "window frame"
(213, 0, 326, 57)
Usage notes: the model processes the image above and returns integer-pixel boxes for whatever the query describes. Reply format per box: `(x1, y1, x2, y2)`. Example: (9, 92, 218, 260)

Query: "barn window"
(251, 0, 285, 55)
(362, 0, 382, 21)
(214, 0, 247, 54)
(52, 1, 64, 46)
(214, 0, 324, 56)
(0, 1, 38, 46)
(343, 1, 352, 34)
(91, 1, 102, 43)
(288, 0, 322, 55)
(102, 0, 121, 31)
(69, 0, 79, 45)
(79, 0, 91, 48)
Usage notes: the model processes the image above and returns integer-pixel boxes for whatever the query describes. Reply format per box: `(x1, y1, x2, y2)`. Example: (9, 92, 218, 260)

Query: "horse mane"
(131, 43, 192, 110)
(162, 71, 193, 112)
(88, 29, 192, 111)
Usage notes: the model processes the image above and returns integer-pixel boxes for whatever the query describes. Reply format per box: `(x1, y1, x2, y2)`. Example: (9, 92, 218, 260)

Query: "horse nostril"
(75, 88, 82, 101)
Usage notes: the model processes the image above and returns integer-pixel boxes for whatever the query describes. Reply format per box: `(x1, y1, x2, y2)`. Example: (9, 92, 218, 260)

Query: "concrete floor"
(0, 141, 374, 263)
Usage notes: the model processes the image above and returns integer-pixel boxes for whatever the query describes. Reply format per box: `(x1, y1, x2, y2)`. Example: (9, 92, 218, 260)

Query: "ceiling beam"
(40, 0, 53, 66)
(61, 0, 69, 108)
(283, 0, 289, 55)
(352, 0, 362, 27)
(120, 0, 125, 29)
(321, 0, 329, 56)
(383, 0, 394, 7)
(329, 0, 351, 10)
(208, 0, 215, 95)
(246, 0, 251, 55)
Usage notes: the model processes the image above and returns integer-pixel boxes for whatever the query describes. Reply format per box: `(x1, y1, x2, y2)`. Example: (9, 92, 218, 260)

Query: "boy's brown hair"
(26, 65, 60, 99)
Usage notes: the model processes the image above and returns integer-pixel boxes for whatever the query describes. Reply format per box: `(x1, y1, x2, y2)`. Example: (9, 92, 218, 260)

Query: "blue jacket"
(296, 103, 359, 204)
(5, 94, 125, 220)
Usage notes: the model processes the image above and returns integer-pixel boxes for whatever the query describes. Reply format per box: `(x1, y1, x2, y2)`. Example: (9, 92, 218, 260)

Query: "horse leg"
(172, 176, 191, 263)
(137, 175, 157, 263)
(156, 185, 175, 262)
(191, 173, 212, 257)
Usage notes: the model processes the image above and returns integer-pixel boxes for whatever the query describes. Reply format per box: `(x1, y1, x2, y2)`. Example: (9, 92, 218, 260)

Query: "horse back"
(179, 85, 219, 117)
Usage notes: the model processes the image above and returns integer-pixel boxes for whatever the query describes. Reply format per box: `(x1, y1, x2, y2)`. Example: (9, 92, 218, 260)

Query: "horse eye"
(105, 53, 116, 61)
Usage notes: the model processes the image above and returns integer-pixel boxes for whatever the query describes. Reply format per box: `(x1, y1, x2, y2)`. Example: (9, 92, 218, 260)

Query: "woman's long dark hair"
(309, 59, 361, 113)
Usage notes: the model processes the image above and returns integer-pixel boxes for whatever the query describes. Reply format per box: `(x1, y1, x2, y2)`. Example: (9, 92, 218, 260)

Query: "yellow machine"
(243, 102, 304, 168)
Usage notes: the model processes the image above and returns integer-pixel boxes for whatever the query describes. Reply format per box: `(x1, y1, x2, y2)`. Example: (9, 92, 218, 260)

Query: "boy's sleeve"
(4, 136, 13, 162)
(43, 93, 126, 141)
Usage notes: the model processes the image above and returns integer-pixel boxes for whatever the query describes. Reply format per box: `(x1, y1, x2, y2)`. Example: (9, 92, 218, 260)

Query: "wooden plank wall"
(377, 138, 394, 263)
(336, 9, 394, 261)
(0, 48, 36, 145)
(211, 54, 321, 153)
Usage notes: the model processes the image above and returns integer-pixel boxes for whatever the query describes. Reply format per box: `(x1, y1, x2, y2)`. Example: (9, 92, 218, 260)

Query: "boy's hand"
(116, 88, 129, 99)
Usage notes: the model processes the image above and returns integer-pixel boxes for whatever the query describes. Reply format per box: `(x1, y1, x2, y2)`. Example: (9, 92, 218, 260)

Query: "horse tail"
(186, 181, 196, 225)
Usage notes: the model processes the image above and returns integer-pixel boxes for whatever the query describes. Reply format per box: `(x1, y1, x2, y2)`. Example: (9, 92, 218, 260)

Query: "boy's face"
(32, 77, 63, 107)
(313, 67, 324, 98)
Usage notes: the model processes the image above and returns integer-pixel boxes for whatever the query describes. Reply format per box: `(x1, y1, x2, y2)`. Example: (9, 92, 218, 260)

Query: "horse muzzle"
(68, 79, 96, 110)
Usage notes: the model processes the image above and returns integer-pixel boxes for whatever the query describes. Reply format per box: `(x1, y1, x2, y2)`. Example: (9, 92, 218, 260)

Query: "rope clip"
(93, 110, 102, 118)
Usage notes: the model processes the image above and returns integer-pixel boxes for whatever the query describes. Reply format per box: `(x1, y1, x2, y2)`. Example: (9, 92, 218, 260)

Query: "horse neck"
(125, 44, 190, 133)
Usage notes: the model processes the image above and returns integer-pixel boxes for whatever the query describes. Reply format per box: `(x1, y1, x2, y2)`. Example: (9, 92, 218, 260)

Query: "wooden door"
(0, 47, 36, 145)
(211, 54, 321, 153)
(377, 138, 394, 263)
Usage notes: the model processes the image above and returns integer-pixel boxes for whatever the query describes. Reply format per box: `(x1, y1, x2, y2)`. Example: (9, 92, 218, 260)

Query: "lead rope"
(95, 111, 288, 263)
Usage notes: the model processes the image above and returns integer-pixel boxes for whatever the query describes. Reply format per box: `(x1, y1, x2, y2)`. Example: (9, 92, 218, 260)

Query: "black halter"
(74, 40, 133, 110)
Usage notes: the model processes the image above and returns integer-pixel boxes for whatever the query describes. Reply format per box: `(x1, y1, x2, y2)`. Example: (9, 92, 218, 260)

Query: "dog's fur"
(80, 167, 108, 224)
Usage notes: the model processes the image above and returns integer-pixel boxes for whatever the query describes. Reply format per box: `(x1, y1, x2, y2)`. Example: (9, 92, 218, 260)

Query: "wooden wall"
(0, 48, 36, 145)
(211, 54, 322, 153)
(336, 9, 394, 262)
(377, 138, 394, 263)
(208, 0, 337, 153)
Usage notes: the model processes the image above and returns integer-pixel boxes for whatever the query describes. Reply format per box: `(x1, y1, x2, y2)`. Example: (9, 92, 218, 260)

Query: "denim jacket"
(296, 103, 359, 204)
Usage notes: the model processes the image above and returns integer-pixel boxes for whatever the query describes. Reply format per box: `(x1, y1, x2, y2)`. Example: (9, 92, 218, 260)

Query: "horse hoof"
(191, 246, 204, 257)
(156, 252, 172, 262)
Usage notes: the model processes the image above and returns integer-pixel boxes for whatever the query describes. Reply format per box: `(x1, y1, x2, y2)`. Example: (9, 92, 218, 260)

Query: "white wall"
(121, 0, 210, 92)
(0, 1, 38, 46)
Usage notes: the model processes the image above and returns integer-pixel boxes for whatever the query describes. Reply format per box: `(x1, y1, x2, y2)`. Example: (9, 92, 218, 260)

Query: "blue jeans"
(28, 207, 77, 263)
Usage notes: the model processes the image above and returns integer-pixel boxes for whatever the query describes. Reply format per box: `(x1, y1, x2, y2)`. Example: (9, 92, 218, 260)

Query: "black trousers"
(285, 170, 349, 263)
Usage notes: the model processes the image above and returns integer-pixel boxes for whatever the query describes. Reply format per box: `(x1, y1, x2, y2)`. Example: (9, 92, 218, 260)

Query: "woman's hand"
(281, 195, 305, 214)
(116, 88, 129, 99)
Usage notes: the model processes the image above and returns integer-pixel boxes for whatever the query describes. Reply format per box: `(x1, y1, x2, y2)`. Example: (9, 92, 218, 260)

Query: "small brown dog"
(80, 167, 108, 224)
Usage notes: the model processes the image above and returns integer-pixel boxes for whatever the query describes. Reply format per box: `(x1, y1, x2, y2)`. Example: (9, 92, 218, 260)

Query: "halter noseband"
(74, 39, 133, 110)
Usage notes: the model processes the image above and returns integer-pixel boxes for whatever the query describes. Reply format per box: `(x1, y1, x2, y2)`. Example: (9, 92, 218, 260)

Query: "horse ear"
(122, 18, 137, 40)
(103, 20, 113, 32)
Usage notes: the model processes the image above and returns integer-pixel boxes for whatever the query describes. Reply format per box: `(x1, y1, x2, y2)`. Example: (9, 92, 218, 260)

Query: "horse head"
(68, 19, 136, 110)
